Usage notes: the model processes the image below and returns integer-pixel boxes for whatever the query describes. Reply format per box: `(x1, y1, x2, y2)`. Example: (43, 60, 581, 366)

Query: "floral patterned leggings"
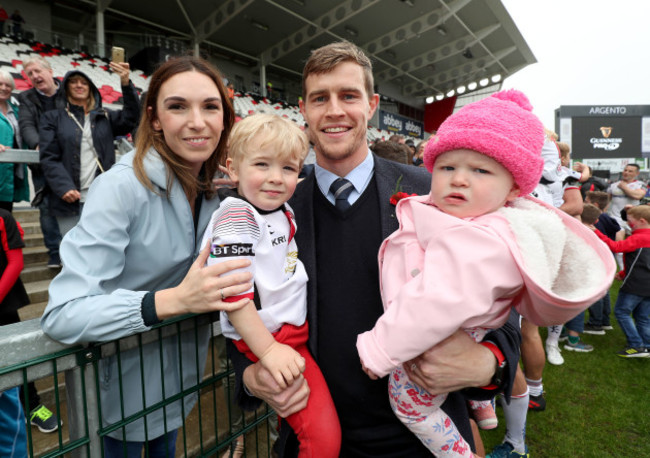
(388, 328, 489, 457)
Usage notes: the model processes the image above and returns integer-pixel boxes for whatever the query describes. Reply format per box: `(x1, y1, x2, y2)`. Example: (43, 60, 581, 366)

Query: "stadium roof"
(52, 0, 535, 100)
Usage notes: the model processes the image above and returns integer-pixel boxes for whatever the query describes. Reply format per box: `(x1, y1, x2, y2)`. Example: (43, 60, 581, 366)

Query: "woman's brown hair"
(133, 56, 235, 200)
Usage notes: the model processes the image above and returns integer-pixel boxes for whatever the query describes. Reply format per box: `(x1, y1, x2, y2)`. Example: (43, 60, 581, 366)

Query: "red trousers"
(234, 322, 341, 458)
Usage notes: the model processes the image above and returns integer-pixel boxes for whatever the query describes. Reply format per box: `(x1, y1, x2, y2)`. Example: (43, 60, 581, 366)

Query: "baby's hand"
(259, 342, 305, 388)
(361, 361, 379, 380)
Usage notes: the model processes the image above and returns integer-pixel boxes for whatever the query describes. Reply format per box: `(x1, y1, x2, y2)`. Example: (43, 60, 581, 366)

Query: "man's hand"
(62, 189, 81, 203)
(403, 330, 494, 395)
(360, 361, 379, 380)
(242, 361, 309, 418)
(259, 342, 306, 389)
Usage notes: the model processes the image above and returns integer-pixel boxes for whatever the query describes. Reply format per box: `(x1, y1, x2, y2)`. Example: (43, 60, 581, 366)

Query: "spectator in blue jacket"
(39, 63, 140, 235)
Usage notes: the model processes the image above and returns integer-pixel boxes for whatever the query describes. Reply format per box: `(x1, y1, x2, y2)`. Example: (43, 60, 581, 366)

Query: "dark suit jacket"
(227, 154, 521, 456)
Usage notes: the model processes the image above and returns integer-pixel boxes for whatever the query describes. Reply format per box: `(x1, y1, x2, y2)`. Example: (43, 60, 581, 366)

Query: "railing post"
(67, 347, 103, 458)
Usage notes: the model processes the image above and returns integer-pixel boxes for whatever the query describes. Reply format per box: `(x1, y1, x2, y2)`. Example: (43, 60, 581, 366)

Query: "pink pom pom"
(491, 89, 533, 112)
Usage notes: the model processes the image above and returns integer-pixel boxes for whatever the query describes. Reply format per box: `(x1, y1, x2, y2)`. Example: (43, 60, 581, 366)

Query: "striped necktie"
(330, 178, 354, 210)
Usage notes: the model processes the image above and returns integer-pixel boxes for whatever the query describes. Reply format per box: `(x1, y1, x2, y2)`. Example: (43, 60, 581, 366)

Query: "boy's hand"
(259, 342, 306, 388)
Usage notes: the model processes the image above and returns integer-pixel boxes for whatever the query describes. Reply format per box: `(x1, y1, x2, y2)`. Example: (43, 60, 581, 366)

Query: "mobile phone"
(111, 46, 125, 63)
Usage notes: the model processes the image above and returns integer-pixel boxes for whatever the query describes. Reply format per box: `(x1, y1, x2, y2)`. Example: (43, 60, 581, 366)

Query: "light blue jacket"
(41, 148, 221, 440)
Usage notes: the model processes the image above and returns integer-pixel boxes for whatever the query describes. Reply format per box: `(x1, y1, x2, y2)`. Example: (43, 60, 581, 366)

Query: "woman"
(40, 57, 253, 457)
(0, 70, 29, 212)
(39, 62, 140, 235)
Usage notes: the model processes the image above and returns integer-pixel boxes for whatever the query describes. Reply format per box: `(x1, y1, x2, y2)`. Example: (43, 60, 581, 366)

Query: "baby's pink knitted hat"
(423, 89, 544, 195)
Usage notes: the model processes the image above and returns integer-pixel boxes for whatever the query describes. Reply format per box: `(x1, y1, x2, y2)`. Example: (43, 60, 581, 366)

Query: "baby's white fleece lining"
(499, 198, 606, 300)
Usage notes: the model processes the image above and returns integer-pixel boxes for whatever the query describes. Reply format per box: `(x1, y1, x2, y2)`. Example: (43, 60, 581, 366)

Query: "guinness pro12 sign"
(555, 105, 650, 159)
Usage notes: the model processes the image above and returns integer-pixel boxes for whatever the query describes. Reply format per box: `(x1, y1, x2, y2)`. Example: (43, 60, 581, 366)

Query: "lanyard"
(65, 107, 105, 173)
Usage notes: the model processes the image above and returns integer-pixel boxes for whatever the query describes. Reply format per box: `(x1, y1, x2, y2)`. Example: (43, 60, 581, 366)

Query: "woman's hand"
(62, 189, 81, 203)
(109, 62, 131, 86)
(155, 242, 253, 319)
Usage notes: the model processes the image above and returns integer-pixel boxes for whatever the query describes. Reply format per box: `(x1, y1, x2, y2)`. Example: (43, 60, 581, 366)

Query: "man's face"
(621, 165, 639, 183)
(299, 62, 378, 173)
(24, 62, 57, 96)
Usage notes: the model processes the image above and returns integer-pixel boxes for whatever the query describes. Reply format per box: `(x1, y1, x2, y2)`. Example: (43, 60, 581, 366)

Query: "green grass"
(481, 280, 650, 457)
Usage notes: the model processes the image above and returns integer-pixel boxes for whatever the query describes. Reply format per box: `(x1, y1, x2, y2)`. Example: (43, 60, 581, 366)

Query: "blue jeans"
(614, 291, 650, 349)
(31, 170, 62, 257)
(587, 292, 611, 327)
(103, 430, 177, 458)
(565, 310, 585, 334)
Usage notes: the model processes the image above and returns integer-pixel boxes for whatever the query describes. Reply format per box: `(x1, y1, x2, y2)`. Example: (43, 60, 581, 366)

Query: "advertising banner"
(378, 110, 424, 139)
(571, 116, 640, 159)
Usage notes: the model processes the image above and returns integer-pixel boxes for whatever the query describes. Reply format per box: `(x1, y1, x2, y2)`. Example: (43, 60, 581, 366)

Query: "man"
(229, 41, 520, 457)
(17, 56, 63, 269)
(15, 56, 63, 435)
(607, 163, 646, 230)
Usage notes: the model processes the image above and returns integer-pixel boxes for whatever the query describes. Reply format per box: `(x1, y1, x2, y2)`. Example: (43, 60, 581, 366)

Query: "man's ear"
(368, 93, 379, 118)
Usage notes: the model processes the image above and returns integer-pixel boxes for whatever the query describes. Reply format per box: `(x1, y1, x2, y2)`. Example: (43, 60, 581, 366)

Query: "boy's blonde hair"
(228, 114, 309, 167)
(581, 203, 602, 226)
(627, 205, 650, 223)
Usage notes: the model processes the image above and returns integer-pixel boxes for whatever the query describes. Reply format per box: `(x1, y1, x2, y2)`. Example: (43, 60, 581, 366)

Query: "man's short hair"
(228, 113, 309, 168)
(22, 55, 52, 71)
(371, 141, 410, 165)
(302, 41, 374, 100)
(625, 163, 640, 172)
(581, 203, 601, 225)
(585, 191, 610, 210)
(627, 204, 650, 223)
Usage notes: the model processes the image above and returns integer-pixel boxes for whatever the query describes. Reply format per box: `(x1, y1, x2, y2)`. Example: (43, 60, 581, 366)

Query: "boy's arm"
(0, 248, 24, 303)
(206, 201, 305, 388)
(595, 229, 641, 253)
(0, 214, 26, 303)
(227, 303, 305, 388)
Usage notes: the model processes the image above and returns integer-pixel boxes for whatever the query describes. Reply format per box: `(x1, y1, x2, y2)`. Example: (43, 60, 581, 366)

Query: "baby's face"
(429, 149, 520, 219)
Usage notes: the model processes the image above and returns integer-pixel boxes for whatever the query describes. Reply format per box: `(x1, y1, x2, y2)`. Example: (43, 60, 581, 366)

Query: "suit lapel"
(374, 155, 402, 239)
(289, 172, 319, 356)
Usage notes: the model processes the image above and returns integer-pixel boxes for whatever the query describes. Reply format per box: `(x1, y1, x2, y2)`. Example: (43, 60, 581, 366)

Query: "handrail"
(0, 149, 39, 164)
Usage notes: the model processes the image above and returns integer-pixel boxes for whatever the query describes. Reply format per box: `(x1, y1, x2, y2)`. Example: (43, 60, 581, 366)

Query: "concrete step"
(23, 246, 50, 265)
(23, 232, 45, 248)
(19, 301, 48, 321)
(13, 207, 40, 224)
(19, 220, 43, 236)
(24, 279, 51, 305)
(21, 263, 59, 283)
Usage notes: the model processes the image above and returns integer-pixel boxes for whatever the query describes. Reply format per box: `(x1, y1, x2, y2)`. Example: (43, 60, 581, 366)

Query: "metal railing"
(0, 315, 276, 457)
(0, 148, 275, 456)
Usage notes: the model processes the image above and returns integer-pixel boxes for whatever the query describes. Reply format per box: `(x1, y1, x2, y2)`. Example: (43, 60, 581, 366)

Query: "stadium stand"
(4, 35, 393, 139)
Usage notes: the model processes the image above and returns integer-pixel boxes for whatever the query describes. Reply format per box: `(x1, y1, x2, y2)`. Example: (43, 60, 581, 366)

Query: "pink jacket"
(357, 194, 616, 377)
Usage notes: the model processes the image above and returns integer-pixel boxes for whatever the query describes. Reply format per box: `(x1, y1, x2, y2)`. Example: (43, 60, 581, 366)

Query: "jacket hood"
(399, 194, 616, 326)
(60, 70, 102, 110)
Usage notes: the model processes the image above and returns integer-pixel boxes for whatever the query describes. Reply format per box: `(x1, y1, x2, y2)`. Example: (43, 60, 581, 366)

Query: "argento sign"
(588, 106, 627, 115)
(378, 110, 424, 139)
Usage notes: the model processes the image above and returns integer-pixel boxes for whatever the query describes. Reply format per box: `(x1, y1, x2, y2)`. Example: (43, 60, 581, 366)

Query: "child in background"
(593, 204, 650, 357)
(584, 192, 623, 335)
(202, 113, 340, 457)
(356, 90, 616, 457)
